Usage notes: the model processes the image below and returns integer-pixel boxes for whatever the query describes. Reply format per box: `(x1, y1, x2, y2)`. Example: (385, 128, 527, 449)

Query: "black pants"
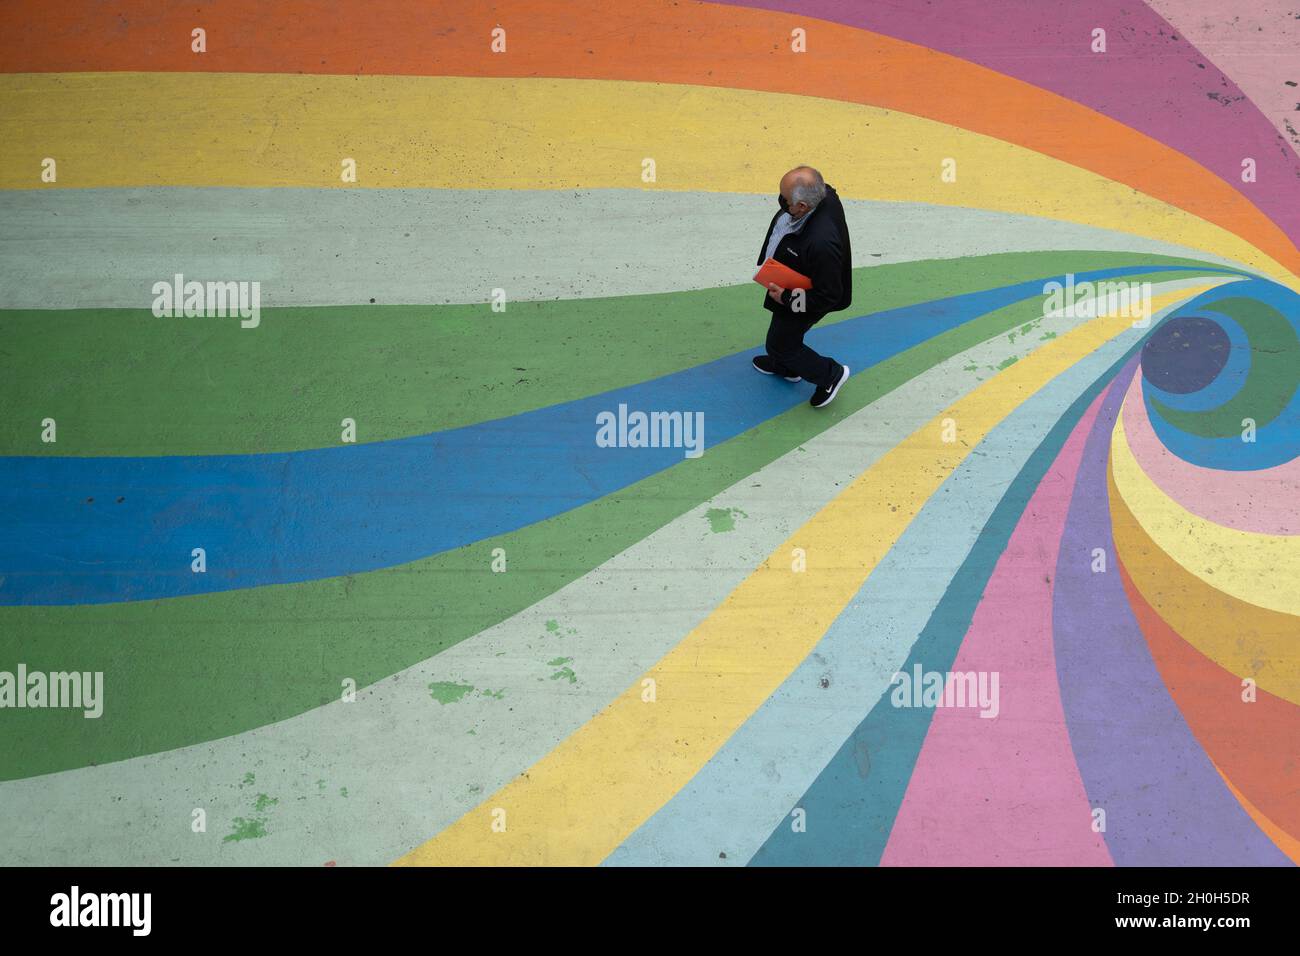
(764, 311, 841, 388)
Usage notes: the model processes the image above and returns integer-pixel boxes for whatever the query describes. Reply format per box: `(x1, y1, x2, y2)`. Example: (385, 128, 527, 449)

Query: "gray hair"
(791, 167, 826, 210)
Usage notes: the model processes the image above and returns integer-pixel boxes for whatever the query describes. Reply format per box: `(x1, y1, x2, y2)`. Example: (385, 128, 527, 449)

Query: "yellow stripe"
(1109, 411, 1300, 703)
(392, 284, 1219, 866)
(2, 72, 1297, 291)
(1110, 405, 1300, 615)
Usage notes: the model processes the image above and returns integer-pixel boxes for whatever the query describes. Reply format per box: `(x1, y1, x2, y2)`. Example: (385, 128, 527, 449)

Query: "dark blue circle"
(1140, 316, 1231, 394)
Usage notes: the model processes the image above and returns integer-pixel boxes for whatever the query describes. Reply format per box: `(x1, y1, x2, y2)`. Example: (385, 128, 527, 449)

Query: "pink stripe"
(1147, 1, 1300, 162)
(1120, 374, 1300, 534)
(881, 392, 1112, 866)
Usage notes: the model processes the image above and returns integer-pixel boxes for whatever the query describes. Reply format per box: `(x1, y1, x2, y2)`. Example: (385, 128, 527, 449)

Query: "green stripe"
(0, 251, 1224, 456)
(0, 265, 1221, 780)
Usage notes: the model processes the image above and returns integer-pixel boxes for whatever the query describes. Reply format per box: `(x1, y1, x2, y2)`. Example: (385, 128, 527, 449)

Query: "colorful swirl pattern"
(0, 1, 1296, 866)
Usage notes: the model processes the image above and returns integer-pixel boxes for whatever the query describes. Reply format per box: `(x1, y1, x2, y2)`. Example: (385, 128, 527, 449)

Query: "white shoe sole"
(752, 359, 801, 382)
(811, 364, 850, 408)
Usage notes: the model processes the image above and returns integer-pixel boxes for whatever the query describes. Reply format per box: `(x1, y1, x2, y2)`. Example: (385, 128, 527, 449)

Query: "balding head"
(779, 166, 826, 221)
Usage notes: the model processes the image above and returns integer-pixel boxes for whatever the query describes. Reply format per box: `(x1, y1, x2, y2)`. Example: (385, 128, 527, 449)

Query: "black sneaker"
(810, 363, 850, 408)
(753, 354, 801, 382)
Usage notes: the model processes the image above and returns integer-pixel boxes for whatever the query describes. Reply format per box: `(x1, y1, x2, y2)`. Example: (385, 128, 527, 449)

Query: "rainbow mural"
(0, 1, 1297, 867)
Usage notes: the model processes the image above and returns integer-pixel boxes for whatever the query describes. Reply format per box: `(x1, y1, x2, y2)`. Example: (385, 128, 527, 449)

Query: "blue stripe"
(0, 266, 1221, 606)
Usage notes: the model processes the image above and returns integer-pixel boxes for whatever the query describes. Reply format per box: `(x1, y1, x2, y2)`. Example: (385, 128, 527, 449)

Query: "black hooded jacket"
(755, 183, 853, 322)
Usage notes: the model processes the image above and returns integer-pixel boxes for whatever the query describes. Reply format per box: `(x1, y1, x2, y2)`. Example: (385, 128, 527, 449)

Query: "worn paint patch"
(706, 507, 748, 533)
(547, 657, 577, 684)
(1008, 318, 1043, 343)
(427, 681, 475, 705)
(223, 816, 268, 843)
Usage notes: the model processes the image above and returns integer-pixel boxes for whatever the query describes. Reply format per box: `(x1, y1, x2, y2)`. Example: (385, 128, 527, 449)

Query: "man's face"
(779, 186, 809, 220)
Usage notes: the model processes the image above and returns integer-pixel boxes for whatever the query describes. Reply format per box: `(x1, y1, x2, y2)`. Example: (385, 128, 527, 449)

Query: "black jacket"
(756, 182, 853, 322)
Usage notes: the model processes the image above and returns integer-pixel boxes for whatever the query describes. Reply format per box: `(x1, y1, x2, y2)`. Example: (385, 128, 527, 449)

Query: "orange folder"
(753, 257, 812, 291)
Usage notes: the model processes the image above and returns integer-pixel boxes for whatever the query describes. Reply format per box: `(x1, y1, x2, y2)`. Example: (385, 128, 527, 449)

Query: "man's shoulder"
(807, 191, 847, 240)
(822, 186, 848, 217)
(804, 211, 844, 247)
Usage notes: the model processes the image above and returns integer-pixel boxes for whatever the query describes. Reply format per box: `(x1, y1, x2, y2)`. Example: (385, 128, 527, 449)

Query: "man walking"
(753, 166, 852, 408)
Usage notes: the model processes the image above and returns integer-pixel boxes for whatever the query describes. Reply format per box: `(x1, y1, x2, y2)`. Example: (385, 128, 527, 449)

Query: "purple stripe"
(715, 0, 1300, 251)
(1050, 355, 1290, 865)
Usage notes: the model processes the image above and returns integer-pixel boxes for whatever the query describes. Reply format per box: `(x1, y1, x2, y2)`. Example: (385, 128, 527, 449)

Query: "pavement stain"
(427, 680, 475, 704)
(547, 657, 577, 683)
(224, 783, 280, 843)
(706, 506, 748, 533)
(428, 680, 506, 703)
(252, 793, 278, 813)
(223, 816, 268, 843)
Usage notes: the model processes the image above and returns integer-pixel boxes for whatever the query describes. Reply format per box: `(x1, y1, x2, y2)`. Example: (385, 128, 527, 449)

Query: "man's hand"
(766, 282, 786, 304)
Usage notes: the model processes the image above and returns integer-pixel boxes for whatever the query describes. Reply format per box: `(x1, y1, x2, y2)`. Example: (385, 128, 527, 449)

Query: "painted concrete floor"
(0, 1, 1297, 866)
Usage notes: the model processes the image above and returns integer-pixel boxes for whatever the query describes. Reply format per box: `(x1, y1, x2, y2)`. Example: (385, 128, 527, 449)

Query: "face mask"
(778, 193, 790, 213)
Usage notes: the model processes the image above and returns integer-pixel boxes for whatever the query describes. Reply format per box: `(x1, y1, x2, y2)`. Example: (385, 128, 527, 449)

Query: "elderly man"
(753, 166, 852, 408)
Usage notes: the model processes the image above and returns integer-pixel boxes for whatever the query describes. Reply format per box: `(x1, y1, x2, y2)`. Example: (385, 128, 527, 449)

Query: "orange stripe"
(1214, 767, 1300, 864)
(2, 0, 1297, 277)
